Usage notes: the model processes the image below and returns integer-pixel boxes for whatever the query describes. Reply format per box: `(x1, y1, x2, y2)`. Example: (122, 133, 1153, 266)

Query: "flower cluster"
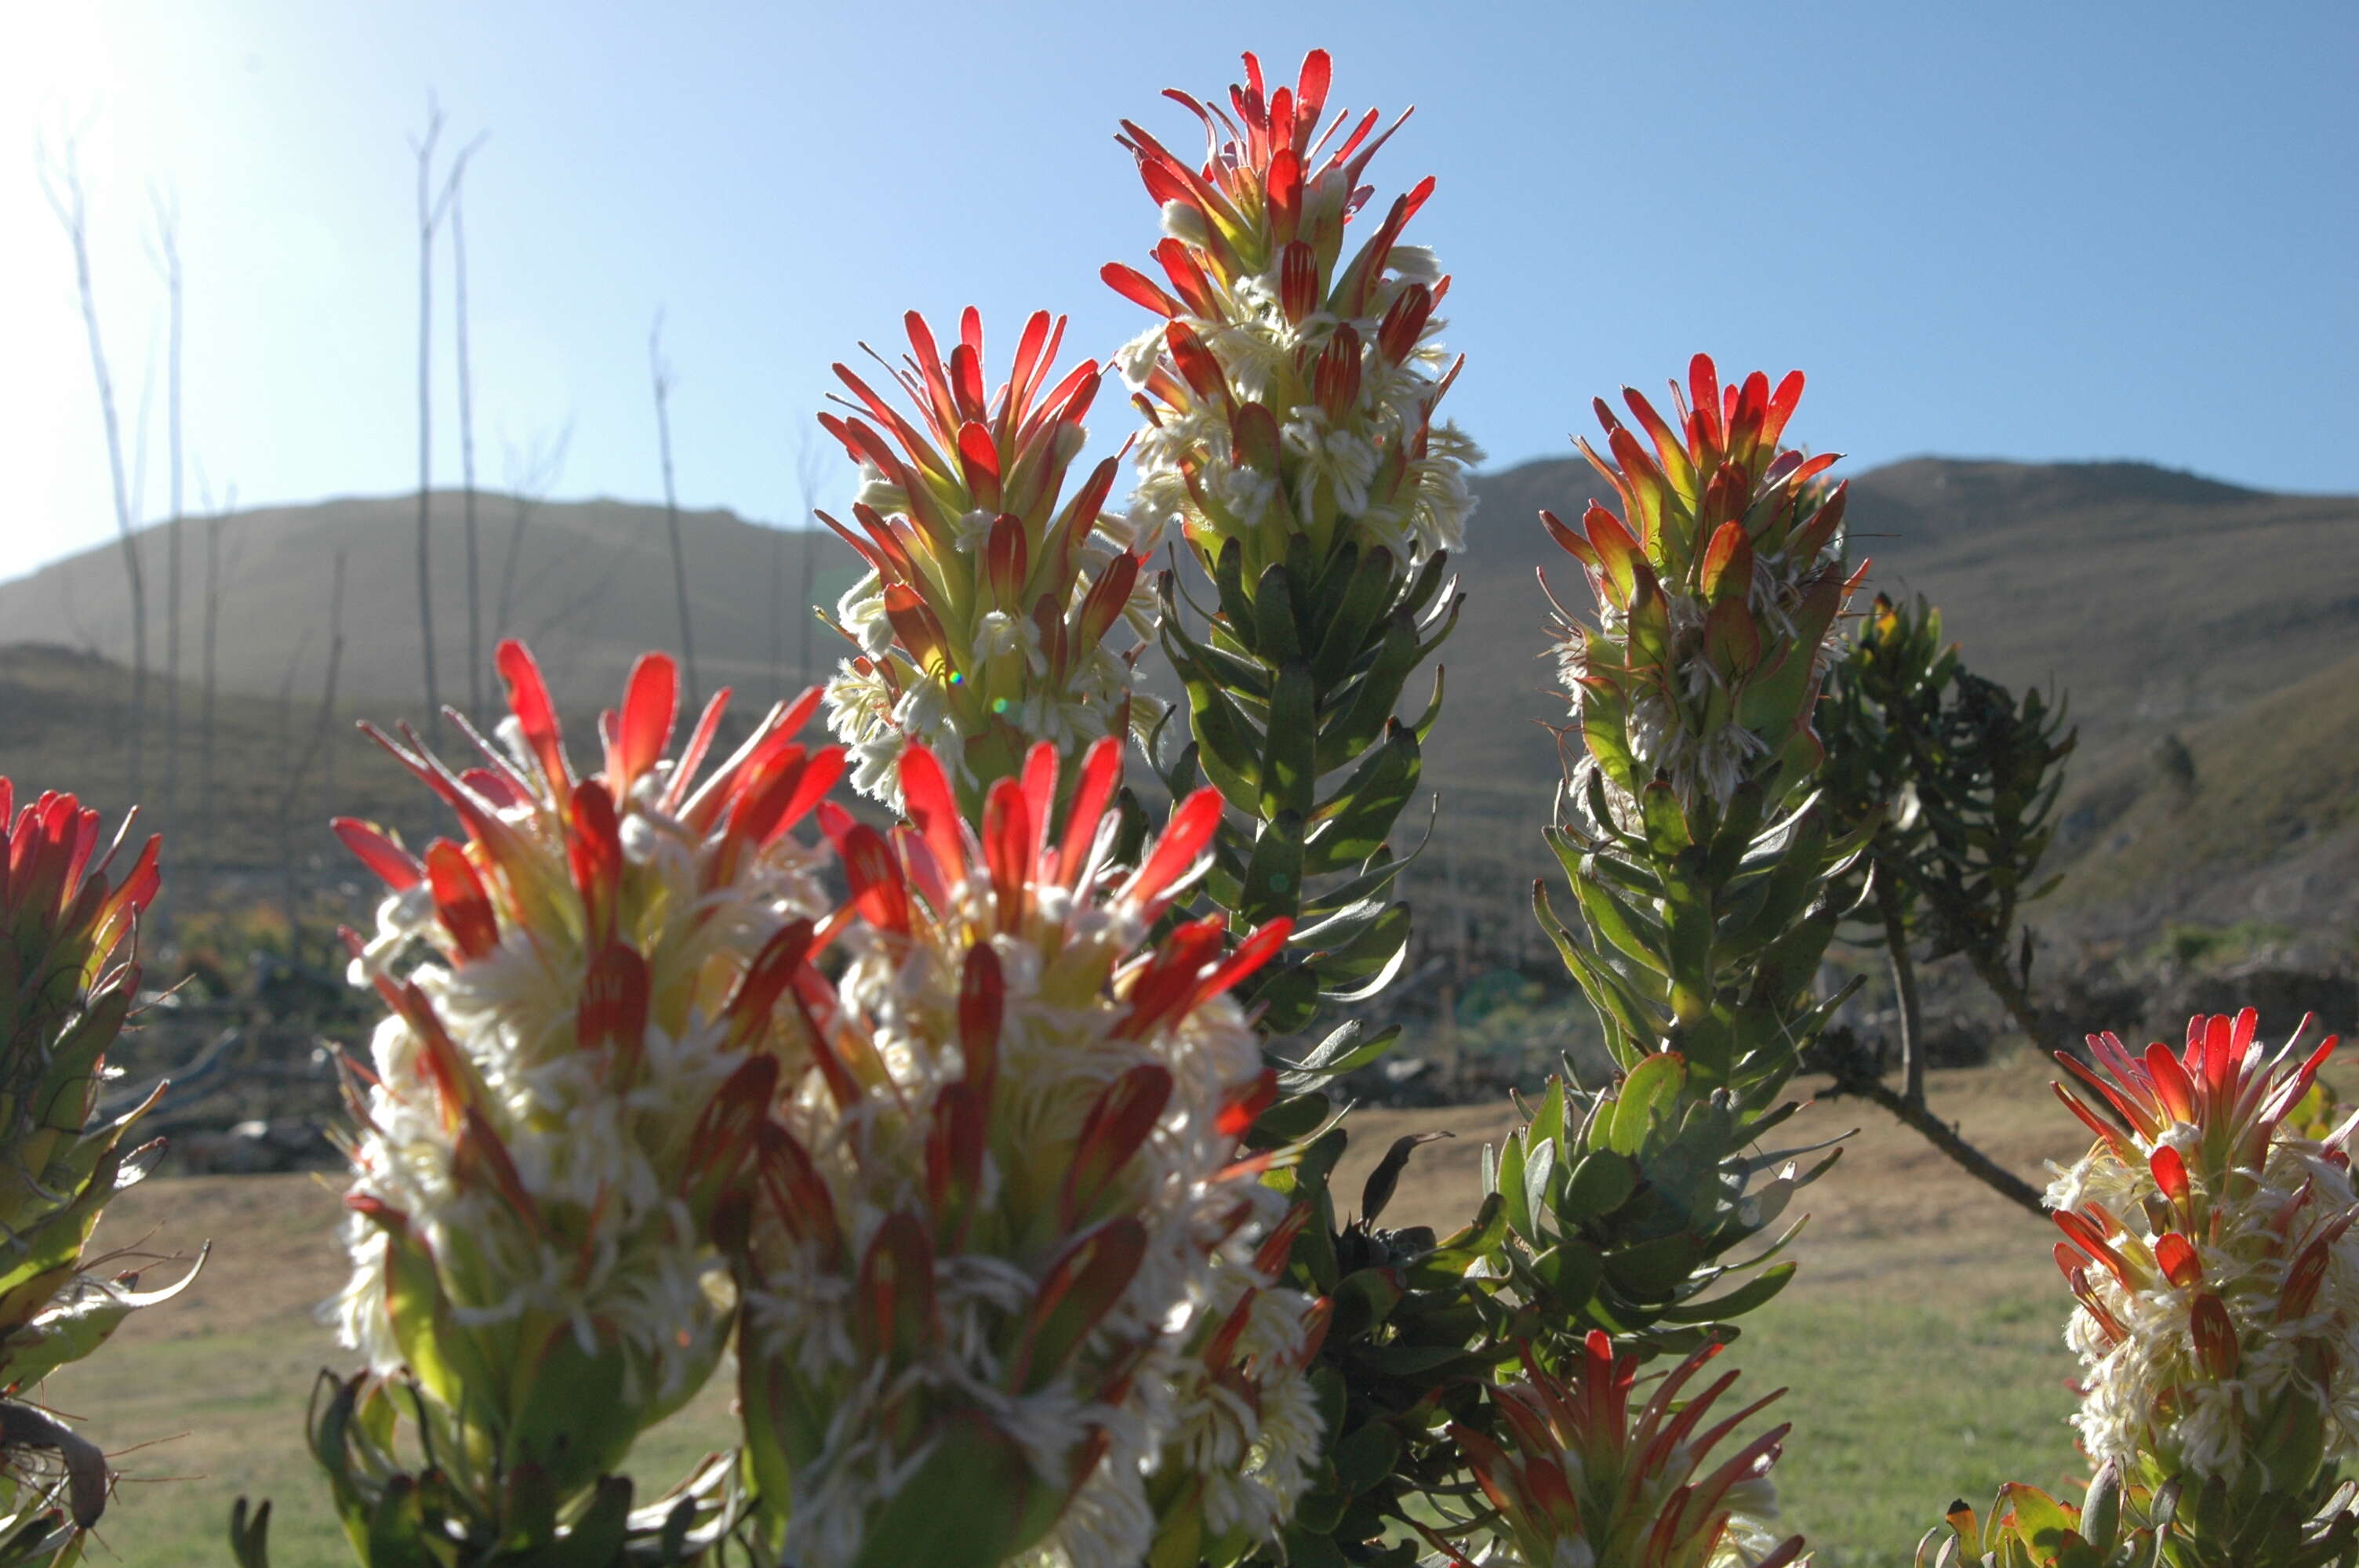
(1107, 49, 1480, 575)
(0, 780, 186, 1550)
(331, 642, 839, 1498)
(1447, 1332, 1803, 1568)
(2048, 1009, 2359, 1493)
(731, 737, 1321, 1567)
(819, 308, 1154, 811)
(1543, 354, 1861, 817)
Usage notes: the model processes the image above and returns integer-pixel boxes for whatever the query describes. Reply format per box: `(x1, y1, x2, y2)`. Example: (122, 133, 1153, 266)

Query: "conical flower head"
(1544, 355, 1861, 817)
(0, 781, 192, 1554)
(1108, 48, 1480, 577)
(2048, 1009, 2359, 1494)
(732, 737, 1307, 1568)
(819, 308, 1154, 811)
(330, 642, 841, 1499)
(1447, 1333, 1803, 1568)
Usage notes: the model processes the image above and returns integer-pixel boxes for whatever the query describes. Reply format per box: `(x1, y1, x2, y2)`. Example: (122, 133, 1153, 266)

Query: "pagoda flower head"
(2048, 1009, 2359, 1495)
(0, 780, 194, 1544)
(729, 736, 1310, 1568)
(1142, 1203, 1329, 1563)
(1543, 355, 1863, 820)
(1106, 48, 1482, 578)
(1443, 1332, 1805, 1568)
(818, 307, 1155, 813)
(326, 641, 841, 1502)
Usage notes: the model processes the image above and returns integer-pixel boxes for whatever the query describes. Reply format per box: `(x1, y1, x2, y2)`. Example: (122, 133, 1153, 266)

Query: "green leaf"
(1240, 812, 1307, 925)
(1330, 1419, 1402, 1496)
(1252, 563, 1305, 666)
(1260, 664, 1318, 820)
(1656, 1261, 1798, 1323)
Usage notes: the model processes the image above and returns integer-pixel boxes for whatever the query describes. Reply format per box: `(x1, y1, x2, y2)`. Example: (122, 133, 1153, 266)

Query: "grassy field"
(51, 1056, 2094, 1567)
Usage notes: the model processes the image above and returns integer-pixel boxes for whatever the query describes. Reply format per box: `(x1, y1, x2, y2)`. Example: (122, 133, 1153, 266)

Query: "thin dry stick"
(649, 312, 700, 709)
(148, 188, 185, 892)
(495, 421, 572, 636)
(198, 477, 233, 900)
(451, 162, 485, 718)
(794, 422, 827, 691)
(278, 551, 345, 932)
(409, 98, 485, 749)
(41, 134, 147, 808)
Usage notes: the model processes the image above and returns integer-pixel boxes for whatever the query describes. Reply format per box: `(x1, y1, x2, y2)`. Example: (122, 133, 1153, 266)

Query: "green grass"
(1743, 1286, 2083, 1565)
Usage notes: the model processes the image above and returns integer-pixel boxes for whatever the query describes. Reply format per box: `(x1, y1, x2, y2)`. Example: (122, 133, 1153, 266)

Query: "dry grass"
(48, 1055, 2117, 1566)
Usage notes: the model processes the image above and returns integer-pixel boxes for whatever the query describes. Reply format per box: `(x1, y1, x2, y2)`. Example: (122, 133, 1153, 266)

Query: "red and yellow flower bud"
(1445, 1332, 1804, 1568)
(731, 738, 1314, 1567)
(329, 644, 840, 1502)
(1109, 49, 1480, 579)
(1544, 355, 1863, 816)
(2048, 1009, 2359, 1496)
(818, 309, 1154, 811)
(0, 781, 193, 1549)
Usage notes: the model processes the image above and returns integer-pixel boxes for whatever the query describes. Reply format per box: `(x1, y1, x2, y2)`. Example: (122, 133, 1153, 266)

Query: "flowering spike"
(336, 818, 426, 892)
(495, 639, 572, 800)
(423, 840, 500, 961)
(1061, 1065, 1174, 1228)
(611, 651, 679, 791)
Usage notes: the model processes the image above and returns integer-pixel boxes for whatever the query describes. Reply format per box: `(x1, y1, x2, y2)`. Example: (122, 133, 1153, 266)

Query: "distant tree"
(409, 97, 483, 748)
(1815, 593, 2077, 1217)
(648, 312, 700, 710)
(39, 132, 147, 807)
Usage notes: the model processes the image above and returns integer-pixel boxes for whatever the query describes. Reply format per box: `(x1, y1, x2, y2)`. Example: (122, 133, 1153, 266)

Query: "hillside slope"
(6, 456, 2354, 928)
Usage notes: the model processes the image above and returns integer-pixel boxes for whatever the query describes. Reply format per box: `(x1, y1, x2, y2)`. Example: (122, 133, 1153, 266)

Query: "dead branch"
(649, 311, 700, 709)
(40, 130, 148, 808)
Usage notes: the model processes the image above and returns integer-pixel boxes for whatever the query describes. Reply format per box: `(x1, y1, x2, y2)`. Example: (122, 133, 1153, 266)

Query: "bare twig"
(793, 422, 829, 694)
(409, 96, 485, 749)
(450, 155, 486, 717)
(147, 186, 185, 902)
(278, 552, 345, 932)
(41, 131, 147, 807)
(495, 419, 572, 635)
(649, 312, 700, 709)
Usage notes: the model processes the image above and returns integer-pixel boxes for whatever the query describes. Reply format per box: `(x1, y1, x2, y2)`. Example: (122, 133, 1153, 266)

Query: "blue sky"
(6, 1, 2353, 583)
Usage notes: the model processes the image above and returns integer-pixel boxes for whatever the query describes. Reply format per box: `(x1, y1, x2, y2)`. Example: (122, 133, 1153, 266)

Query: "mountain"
(5, 458, 2354, 931)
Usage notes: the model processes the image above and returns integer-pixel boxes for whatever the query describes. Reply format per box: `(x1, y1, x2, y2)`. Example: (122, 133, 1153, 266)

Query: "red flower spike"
(981, 777, 1032, 934)
(925, 1082, 987, 1249)
(2150, 1145, 2192, 1210)
(752, 1120, 841, 1259)
(495, 640, 572, 802)
(2190, 1291, 2241, 1377)
(1216, 1069, 1280, 1139)
(958, 943, 1005, 1099)
(578, 942, 652, 1085)
(610, 651, 678, 793)
(1123, 785, 1223, 915)
(838, 825, 911, 936)
(1056, 741, 1123, 887)
(1009, 1218, 1148, 1395)
(1060, 1064, 1175, 1229)
(566, 782, 625, 945)
(334, 818, 426, 893)
(725, 920, 816, 1050)
(680, 1052, 780, 1202)
(423, 840, 500, 961)
(2154, 1232, 2203, 1288)
(453, 1107, 542, 1232)
(854, 1212, 939, 1371)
